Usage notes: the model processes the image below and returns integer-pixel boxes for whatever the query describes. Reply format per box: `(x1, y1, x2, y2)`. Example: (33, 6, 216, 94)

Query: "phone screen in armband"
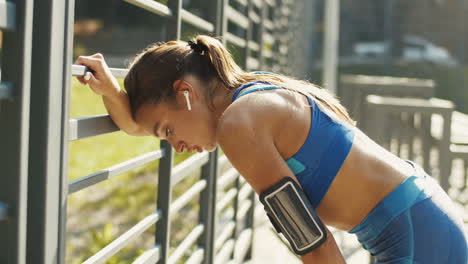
(262, 180, 326, 254)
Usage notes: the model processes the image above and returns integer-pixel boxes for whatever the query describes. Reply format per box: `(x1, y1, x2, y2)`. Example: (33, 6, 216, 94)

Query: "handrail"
(69, 115, 120, 141)
(171, 152, 209, 186)
(72, 65, 128, 78)
(170, 180, 207, 215)
(225, 32, 247, 47)
(226, 5, 249, 29)
(122, 0, 171, 17)
(82, 211, 161, 264)
(237, 200, 252, 220)
(181, 9, 214, 32)
(218, 168, 239, 190)
(167, 224, 204, 264)
(216, 188, 238, 213)
(132, 246, 161, 264)
(68, 149, 165, 194)
(0, 0, 15, 30)
(232, 229, 253, 262)
(214, 221, 235, 252)
(366, 95, 454, 112)
(185, 248, 204, 264)
(215, 239, 235, 263)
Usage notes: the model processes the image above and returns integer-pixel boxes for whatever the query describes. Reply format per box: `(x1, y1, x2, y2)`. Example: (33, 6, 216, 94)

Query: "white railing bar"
(72, 64, 128, 78)
(216, 188, 238, 214)
(232, 229, 253, 262)
(218, 154, 230, 170)
(226, 5, 249, 29)
(69, 115, 120, 141)
(237, 200, 252, 220)
(214, 221, 235, 252)
(0, 0, 15, 31)
(168, 224, 205, 264)
(83, 211, 161, 264)
(171, 152, 209, 187)
(263, 33, 274, 44)
(185, 248, 205, 264)
(264, 19, 274, 30)
(225, 32, 247, 48)
(181, 9, 214, 32)
(0, 82, 13, 100)
(170, 180, 207, 215)
(263, 49, 272, 59)
(132, 246, 161, 264)
(69, 149, 165, 194)
(215, 239, 235, 263)
(247, 57, 259, 71)
(122, 0, 171, 17)
(248, 40, 260, 51)
(248, 10, 260, 24)
(218, 168, 239, 190)
(238, 183, 253, 202)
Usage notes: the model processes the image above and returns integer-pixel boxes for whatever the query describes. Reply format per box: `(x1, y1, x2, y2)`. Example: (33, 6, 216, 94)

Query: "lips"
(188, 145, 202, 153)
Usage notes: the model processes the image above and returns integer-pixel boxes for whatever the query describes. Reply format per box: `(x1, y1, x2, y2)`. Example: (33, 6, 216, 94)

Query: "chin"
(205, 143, 218, 152)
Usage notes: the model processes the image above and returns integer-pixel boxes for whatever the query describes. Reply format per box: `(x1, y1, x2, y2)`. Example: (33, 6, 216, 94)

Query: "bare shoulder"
(217, 91, 290, 146)
(216, 91, 299, 193)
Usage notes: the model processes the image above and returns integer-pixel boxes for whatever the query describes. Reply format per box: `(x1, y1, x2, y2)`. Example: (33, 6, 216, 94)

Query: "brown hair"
(124, 35, 355, 125)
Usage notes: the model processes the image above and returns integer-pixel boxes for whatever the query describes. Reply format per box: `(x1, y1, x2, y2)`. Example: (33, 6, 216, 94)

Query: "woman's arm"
(217, 101, 346, 264)
(102, 89, 150, 136)
(75, 54, 150, 137)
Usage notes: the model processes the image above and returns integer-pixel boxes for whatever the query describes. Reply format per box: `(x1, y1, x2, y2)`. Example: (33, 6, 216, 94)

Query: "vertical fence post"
(27, 0, 74, 262)
(258, 0, 266, 70)
(440, 110, 453, 191)
(199, 149, 219, 264)
(0, 0, 34, 263)
(155, 141, 174, 263)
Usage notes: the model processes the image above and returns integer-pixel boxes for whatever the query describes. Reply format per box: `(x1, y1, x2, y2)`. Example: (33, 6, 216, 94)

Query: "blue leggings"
(349, 161, 467, 263)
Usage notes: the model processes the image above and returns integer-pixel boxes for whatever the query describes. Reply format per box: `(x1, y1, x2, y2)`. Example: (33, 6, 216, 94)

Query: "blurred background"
(68, 0, 468, 113)
(1, 0, 466, 263)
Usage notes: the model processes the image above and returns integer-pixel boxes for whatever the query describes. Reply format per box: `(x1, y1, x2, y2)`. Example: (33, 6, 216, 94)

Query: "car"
(353, 35, 458, 66)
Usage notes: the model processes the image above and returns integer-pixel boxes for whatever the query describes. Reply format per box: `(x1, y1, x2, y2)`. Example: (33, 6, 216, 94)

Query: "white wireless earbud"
(184, 91, 192, 111)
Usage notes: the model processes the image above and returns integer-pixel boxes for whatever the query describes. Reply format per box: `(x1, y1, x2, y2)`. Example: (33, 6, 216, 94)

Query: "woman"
(76, 35, 467, 263)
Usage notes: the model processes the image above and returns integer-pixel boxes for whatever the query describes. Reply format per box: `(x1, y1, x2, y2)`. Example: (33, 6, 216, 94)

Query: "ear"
(173, 79, 199, 108)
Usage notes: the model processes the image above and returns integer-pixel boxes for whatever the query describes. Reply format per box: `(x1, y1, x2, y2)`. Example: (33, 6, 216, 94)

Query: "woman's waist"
(314, 150, 417, 230)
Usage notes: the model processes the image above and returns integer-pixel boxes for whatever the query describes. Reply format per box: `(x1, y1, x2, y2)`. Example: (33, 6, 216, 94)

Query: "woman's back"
(229, 82, 415, 231)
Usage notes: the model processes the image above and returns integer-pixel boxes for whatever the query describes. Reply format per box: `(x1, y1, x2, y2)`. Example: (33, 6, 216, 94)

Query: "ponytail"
(191, 35, 244, 89)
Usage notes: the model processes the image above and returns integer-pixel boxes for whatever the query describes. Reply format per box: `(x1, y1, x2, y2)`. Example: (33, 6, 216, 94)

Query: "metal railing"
(0, 0, 296, 263)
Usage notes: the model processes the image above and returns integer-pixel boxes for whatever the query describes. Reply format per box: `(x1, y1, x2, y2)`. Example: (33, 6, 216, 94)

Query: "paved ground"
(248, 202, 370, 264)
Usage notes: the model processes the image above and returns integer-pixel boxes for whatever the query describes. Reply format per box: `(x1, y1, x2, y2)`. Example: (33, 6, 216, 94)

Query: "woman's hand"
(75, 53, 121, 98)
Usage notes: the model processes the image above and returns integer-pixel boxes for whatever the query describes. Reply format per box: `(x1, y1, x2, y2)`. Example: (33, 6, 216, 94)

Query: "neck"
(211, 84, 237, 124)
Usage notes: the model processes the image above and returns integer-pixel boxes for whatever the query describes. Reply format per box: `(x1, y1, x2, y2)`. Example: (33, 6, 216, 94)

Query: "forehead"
(134, 103, 167, 126)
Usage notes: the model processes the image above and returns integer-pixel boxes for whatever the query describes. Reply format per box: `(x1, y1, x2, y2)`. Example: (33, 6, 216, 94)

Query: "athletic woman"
(76, 35, 467, 263)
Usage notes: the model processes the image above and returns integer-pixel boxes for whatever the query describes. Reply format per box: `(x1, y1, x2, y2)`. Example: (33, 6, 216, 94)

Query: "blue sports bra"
(231, 81, 355, 209)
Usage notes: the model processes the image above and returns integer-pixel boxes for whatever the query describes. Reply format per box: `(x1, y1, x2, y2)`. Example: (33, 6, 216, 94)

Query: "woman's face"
(134, 77, 218, 153)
